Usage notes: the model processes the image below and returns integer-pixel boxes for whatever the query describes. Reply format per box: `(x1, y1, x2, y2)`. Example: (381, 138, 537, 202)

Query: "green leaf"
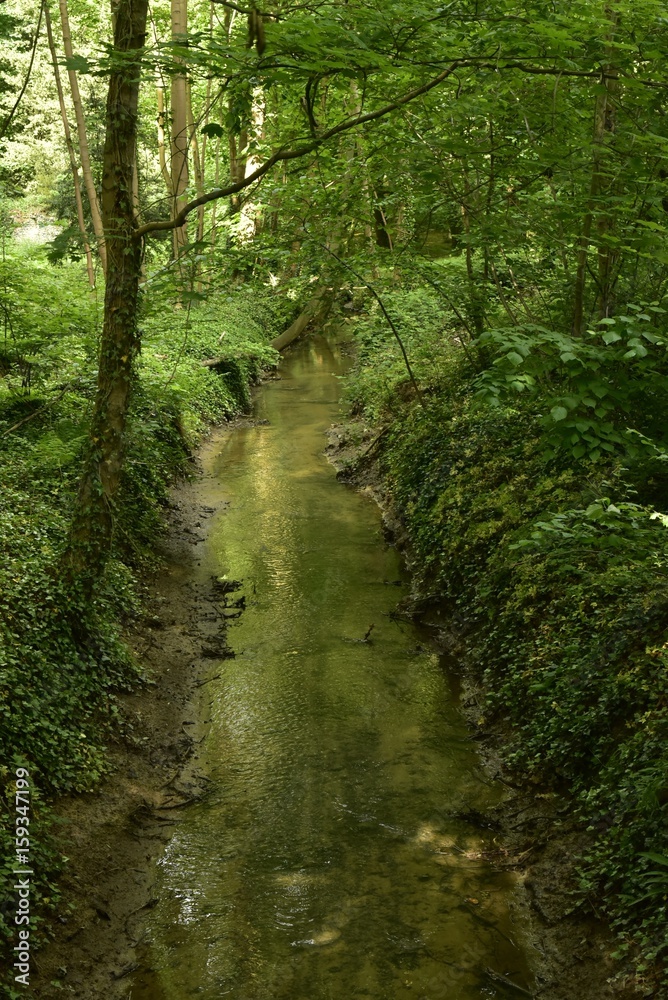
(602, 331, 622, 345)
(64, 55, 90, 73)
(551, 405, 568, 422)
(201, 123, 225, 138)
(639, 852, 668, 867)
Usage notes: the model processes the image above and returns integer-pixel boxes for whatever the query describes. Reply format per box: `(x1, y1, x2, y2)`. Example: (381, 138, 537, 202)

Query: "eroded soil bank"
(30, 352, 639, 1000)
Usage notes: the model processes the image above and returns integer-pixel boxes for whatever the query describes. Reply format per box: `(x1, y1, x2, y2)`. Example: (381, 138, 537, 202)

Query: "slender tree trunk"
(156, 73, 173, 197)
(186, 78, 205, 237)
(596, 71, 620, 319)
(195, 2, 214, 246)
(573, 9, 619, 333)
(572, 90, 606, 336)
(210, 128, 221, 248)
(44, 0, 95, 288)
(150, 10, 173, 204)
(187, 78, 206, 289)
(239, 90, 265, 238)
(170, 0, 189, 259)
(195, 80, 212, 245)
(63, 0, 148, 587)
(372, 185, 393, 249)
(58, 0, 107, 274)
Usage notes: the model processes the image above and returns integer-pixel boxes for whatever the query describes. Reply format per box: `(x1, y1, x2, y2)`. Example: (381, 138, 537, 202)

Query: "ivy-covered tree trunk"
(63, 0, 148, 588)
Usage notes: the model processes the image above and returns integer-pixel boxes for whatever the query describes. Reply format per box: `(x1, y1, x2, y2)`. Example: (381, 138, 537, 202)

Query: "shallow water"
(131, 332, 533, 1000)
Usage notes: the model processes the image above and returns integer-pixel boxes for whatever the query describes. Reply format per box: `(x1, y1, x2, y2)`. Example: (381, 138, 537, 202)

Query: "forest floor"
(29, 409, 642, 1000)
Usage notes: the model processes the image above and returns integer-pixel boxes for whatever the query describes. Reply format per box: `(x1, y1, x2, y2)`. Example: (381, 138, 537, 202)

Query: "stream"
(130, 330, 534, 1000)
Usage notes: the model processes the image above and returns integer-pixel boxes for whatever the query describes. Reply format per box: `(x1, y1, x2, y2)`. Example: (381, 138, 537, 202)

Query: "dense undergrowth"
(0, 235, 296, 982)
(343, 274, 668, 989)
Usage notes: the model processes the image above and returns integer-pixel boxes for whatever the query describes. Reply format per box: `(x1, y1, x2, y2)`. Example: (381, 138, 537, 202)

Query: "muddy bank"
(325, 417, 644, 1000)
(29, 422, 258, 999)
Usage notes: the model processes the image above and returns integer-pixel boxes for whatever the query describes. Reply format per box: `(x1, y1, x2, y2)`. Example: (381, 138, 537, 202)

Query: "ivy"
(347, 282, 668, 987)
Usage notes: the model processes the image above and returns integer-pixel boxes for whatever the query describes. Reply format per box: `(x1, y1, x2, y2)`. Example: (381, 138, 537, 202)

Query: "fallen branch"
(1, 385, 71, 438)
(484, 967, 534, 997)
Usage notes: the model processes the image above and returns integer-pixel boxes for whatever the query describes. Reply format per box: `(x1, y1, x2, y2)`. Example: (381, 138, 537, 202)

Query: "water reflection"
(131, 333, 533, 999)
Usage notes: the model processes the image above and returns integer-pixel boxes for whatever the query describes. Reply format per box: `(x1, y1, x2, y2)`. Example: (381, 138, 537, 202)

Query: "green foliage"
(0, 772, 63, 971)
(474, 308, 668, 464)
(0, 237, 287, 983)
(347, 282, 668, 985)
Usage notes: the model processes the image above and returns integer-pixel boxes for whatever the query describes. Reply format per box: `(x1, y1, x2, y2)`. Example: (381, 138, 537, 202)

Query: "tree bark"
(186, 78, 205, 236)
(239, 89, 265, 238)
(595, 69, 620, 319)
(170, 0, 189, 258)
(58, 0, 107, 275)
(156, 72, 173, 197)
(63, 0, 148, 587)
(573, 8, 619, 334)
(44, 0, 95, 288)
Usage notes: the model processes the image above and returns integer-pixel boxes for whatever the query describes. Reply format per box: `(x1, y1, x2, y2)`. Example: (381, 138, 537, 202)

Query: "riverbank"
(31, 328, 640, 1000)
(87, 330, 542, 999)
(28, 415, 274, 998)
(29, 414, 633, 1000)
(326, 416, 641, 1000)
(0, 259, 299, 994)
(325, 278, 668, 995)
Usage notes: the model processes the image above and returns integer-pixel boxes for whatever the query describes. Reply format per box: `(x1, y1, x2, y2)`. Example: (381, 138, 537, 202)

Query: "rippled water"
(131, 332, 534, 1000)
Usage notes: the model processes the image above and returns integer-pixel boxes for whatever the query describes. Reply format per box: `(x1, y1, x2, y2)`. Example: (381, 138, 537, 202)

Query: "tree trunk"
(155, 72, 173, 197)
(572, 89, 606, 336)
(239, 89, 265, 238)
(58, 0, 107, 274)
(573, 9, 619, 334)
(210, 126, 221, 248)
(194, 2, 214, 246)
(186, 77, 205, 236)
(44, 0, 95, 288)
(170, 0, 189, 259)
(595, 70, 620, 319)
(63, 0, 148, 587)
(187, 78, 206, 289)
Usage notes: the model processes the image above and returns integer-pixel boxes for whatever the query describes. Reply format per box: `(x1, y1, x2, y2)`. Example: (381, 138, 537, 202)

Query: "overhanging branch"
(134, 56, 657, 241)
(135, 60, 465, 238)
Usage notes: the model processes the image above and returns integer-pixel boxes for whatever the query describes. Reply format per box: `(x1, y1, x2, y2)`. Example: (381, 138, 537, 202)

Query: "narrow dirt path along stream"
(131, 332, 535, 1000)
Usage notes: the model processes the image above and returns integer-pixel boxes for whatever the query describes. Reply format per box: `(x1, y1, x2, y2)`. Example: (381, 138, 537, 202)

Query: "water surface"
(132, 332, 533, 999)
